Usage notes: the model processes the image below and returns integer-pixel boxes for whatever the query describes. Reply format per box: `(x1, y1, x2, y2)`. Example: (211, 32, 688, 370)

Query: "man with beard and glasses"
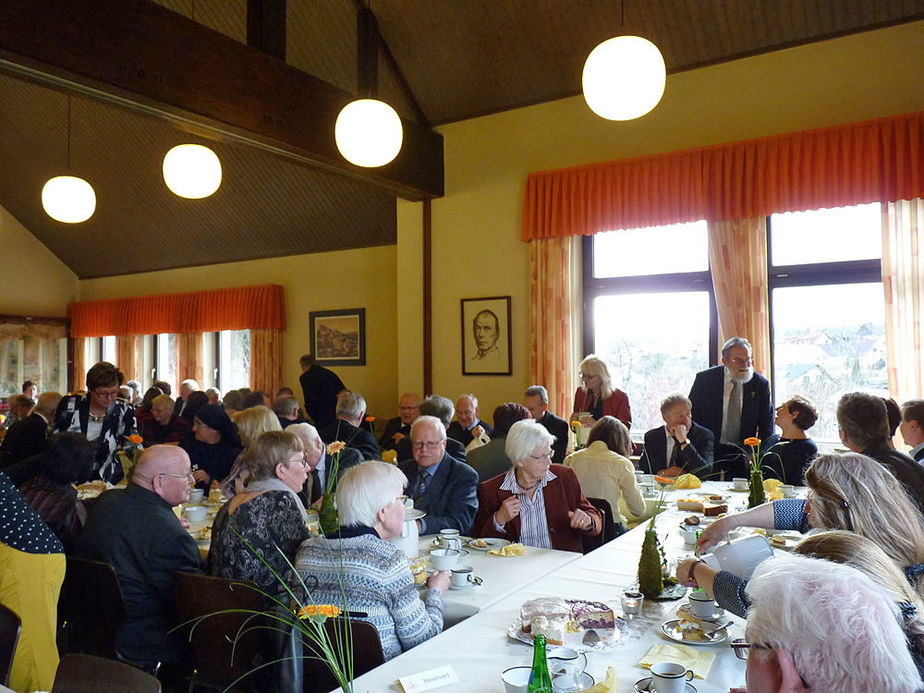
(689, 337, 773, 480)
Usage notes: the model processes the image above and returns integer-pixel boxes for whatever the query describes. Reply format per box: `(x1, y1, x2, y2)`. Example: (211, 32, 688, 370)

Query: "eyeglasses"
(93, 388, 120, 400)
(579, 372, 598, 380)
(412, 440, 445, 450)
(291, 454, 309, 469)
(727, 356, 753, 367)
(394, 495, 408, 506)
(158, 471, 194, 481)
(731, 639, 811, 687)
(529, 451, 553, 462)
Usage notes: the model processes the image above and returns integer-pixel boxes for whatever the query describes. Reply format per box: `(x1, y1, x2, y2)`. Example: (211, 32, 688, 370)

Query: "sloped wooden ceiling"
(1, 0, 922, 278)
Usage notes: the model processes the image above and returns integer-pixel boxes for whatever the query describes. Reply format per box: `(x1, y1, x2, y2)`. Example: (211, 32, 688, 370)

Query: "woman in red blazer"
(570, 354, 631, 429)
(473, 420, 600, 553)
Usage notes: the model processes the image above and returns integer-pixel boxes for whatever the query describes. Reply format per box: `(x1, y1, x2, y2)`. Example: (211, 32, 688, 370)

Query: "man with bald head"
(77, 445, 201, 673)
(379, 392, 421, 451)
(447, 394, 493, 447)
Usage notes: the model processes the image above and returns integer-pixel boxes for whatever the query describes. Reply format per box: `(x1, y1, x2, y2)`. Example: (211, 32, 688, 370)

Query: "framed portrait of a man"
(309, 308, 365, 366)
(461, 296, 511, 375)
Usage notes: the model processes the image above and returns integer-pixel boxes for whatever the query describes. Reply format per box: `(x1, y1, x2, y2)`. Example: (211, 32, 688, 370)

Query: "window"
(0, 318, 68, 396)
(218, 330, 250, 391)
(583, 220, 716, 432)
(101, 335, 117, 364)
(155, 333, 177, 393)
(769, 203, 885, 441)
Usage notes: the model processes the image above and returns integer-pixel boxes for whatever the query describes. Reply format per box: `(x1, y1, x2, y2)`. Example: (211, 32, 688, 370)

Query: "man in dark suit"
(292, 422, 363, 504)
(641, 394, 714, 476)
(0, 391, 60, 466)
(298, 353, 346, 428)
(523, 385, 569, 464)
(378, 392, 421, 451)
(393, 395, 467, 464)
(839, 392, 924, 511)
(900, 399, 924, 462)
(689, 337, 773, 479)
(447, 394, 494, 447)
(398, 415, 478, 535)
(317, 391, 379, 461)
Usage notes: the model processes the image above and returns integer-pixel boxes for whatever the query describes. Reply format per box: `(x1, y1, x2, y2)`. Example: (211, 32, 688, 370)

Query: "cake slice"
(530, 615, 566, 645)
(676, 498, 705, 513)
(704, 503, 728, 516)
(520, 597, 569, 633)
(567, 599, 615, 630)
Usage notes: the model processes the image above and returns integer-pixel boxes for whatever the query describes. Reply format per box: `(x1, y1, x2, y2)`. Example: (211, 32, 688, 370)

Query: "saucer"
(551, 671, 595, 692)
(635, 676, 696, 692)
(449, 581, 479, 591)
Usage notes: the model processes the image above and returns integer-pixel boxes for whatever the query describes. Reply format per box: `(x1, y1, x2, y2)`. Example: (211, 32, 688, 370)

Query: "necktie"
(724, 381, 742, 444)
(414, 469, 430, 499)
(310, 469, 322, 503)
(669, 438, 681, 467)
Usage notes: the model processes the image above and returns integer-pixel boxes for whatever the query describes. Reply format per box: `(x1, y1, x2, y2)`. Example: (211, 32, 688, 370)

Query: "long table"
(343, 481, 801, 692)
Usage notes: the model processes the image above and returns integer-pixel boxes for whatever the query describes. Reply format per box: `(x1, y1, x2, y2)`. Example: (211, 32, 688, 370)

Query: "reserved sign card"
(398, 665, 459, 692)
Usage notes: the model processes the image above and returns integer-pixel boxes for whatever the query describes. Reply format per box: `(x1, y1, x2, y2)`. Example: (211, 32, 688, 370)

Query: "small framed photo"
(309, 308, 365, 366)
(461, 296, 512, 375)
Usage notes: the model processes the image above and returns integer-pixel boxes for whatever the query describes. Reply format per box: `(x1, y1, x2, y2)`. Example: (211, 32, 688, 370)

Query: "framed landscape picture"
(461, 296, 511, 375)
(309, 308, 365, 366)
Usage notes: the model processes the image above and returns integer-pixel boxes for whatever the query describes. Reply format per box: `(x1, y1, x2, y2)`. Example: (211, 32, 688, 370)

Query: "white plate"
(507, 616, 627, 653)
(635, 676, 696, 692)
(467, 537, 510, 551)
(690, 491, 729, 501)
(660, 618, 730, 645)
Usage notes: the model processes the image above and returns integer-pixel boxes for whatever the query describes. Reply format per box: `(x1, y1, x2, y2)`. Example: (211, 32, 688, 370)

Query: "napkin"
(639, 643, 715, 679)
(488, 542, 526, 556)
(583, 666, 619, 692)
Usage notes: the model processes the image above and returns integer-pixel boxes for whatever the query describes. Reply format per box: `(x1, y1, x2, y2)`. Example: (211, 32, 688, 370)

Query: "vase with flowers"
(318, 441, 346, 536)
(744, 437, 766, 508)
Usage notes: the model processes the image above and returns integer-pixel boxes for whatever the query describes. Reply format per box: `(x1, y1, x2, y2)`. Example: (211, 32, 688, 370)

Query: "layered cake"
(704, 503, 728, 516)
(520, 597, 569, 631)
(529, 615, 567, 645)
(567, 599, 616, 630)
(520, 597, 616, 644)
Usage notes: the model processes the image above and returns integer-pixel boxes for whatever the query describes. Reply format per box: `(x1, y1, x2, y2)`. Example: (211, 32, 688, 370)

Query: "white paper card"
(398, 665, 459, 692)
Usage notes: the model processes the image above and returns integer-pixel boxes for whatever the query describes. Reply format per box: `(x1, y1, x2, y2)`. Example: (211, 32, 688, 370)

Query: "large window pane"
(219, 330, 250, 391)
(101, 335, 117, 364)
(770, 203, 881, 266)
(0, 321, 67, 396)
(156, 333, 177, 393)
(593, 220, 708, 278)
(593, 292, 710, 432)
(772, 283, 887, 442)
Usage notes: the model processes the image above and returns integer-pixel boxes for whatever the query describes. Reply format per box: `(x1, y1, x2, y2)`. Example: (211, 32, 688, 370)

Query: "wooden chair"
(0, 602, 21, 687)
(58, 556, 127, 658)
(582, 497, 618, 554)
(52, 653, 161, 693)
(302, 618, 384, 692)
(174, 572, 273, 692)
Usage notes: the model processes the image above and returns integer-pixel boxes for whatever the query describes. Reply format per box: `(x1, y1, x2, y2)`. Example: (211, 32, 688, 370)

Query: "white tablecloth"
(342, 481, 803, 692)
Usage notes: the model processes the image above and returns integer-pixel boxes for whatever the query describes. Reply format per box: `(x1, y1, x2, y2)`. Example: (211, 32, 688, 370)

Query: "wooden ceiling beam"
(0, 0, 443, 200)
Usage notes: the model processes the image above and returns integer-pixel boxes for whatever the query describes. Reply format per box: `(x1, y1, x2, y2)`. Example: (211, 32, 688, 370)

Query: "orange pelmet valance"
(522, 111, 924, 241)
(68, 284, 286, 338)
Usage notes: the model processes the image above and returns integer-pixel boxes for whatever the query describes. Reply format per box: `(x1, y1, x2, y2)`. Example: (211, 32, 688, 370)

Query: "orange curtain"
(115, 336, 139, 382)
(882, 198, 924, 402)
(68, 284, 286, 337)
(530, 236, 579, 421)
(523, 111, 924, 241)
(707, 217, 771, 376)
(70, 337, 86, 393)
(250, 328, 283, 396)
(176, 333, 204, 387)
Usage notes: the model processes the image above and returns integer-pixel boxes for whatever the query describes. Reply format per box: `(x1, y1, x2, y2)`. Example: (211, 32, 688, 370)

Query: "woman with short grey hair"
(473, 420, 601, 553)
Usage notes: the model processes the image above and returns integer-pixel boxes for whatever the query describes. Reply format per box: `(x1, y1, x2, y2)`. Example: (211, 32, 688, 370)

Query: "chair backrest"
(582, 497, 617, 554)
(302, 618, 385, 692)
(52, 653, 161, 693)
(174, 571, 271, 691)
(58, 556, 127, 658)
(0, 602, 21, 686)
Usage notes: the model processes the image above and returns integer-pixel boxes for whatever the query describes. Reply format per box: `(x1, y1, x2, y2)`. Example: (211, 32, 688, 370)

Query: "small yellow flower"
(296, 604, 341, 620)
(743, 437, 761, 447)
(128, 434, 144, 445)
(381, 449, 397, 464)
(326, 441, 346, 456)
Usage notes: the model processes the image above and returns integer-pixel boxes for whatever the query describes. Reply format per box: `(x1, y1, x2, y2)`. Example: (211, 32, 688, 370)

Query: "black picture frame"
(461, 296, 512, 375)
(309, 308, 366, 366)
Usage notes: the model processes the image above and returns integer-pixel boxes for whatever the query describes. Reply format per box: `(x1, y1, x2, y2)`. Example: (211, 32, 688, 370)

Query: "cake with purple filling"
(520, 597, 570, 634)
(567, 599, 616, 630)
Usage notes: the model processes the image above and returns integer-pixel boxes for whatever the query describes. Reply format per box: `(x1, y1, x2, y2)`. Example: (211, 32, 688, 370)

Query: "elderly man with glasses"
(52, 361, 139, 483)
(76, 444, 201, 677)
(398, 415, 478, 535)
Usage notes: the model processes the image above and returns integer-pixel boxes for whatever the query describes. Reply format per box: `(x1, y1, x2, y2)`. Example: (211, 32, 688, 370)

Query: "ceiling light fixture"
(582, 2, 666, 121)
(335, 5, 403, 168)
(162, 143, 222, 199)
(42, 97, 96, 223)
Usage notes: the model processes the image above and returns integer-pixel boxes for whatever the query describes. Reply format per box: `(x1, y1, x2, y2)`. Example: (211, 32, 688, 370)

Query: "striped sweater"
(294, 533, 443, 660)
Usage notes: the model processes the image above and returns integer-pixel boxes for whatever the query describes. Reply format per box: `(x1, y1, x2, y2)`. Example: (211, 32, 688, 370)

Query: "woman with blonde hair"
(233, 405, 282, 448)
(570, 354, 631, 428)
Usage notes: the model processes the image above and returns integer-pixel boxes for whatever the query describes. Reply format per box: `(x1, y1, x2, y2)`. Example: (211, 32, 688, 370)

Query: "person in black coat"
(316, 391, 379, 461)
(641, 394, 714, 476)
(298, 354, 345, 428)
(447, 394, 494, 447)
(0, 392, 61, 466)
(900, 399, 924, 462)
(523, 385, 570, 465)
(378, 393, 421, 451)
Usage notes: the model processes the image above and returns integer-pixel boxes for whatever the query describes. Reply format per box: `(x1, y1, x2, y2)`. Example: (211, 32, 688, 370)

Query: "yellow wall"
(398, 21, 924, 421)
(0, 204, 78, 316)
(78, 246, 399, 419)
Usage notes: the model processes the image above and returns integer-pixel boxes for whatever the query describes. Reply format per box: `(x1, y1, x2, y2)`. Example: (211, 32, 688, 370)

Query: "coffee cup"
(680, 524, 699, 545)
(438, 528, 463, 551)
(780, 484, 795, 498)
(733, 477, 748, 490)
(188, 488, 204, 503)
(430, 548, 461, 571)
(450, 565, 482, 588)
(547, 647, 587, 690)
(688, 590, 716, 619)
(501, 665, 532, 693)
(650, 662, 694, 693)
(183, 504, 207, 523)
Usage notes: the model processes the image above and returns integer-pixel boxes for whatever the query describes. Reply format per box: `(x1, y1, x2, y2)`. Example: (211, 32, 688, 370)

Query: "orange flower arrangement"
(743, 436, 760, 447)
(364, 416, 375, 422)
(326, 441, 346, 456)
(128, 434, 144, 445)
(297, 604, 342, 620)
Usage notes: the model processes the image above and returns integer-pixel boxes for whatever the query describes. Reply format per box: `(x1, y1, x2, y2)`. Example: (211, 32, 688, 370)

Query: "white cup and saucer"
(687, 590, 724, 622)
(450, 565, 482, 590)
(430, 548, 461, 571)
(635, 662, 696, 692)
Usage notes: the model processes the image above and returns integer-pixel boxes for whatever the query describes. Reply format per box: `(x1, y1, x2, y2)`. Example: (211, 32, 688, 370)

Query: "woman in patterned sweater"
(294, 461, 450, 660)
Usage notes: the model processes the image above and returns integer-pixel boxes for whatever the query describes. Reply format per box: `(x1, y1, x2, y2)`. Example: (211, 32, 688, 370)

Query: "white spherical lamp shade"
(162, 144, 222, 199)
(335, 99, 403, 167)
(582, 35, 666, 121)
(41, 175, 96, 223)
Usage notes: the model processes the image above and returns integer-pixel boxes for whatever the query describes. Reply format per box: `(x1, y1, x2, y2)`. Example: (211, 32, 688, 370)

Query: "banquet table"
(342, 480, 806, 692)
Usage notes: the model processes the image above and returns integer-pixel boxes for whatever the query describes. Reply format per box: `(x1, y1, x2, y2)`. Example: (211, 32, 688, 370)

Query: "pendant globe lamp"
(162, 143, 222, 199)
(334, 6, 403, 168)
(42, 97, 96, 224)
(582, 2, 666, 121)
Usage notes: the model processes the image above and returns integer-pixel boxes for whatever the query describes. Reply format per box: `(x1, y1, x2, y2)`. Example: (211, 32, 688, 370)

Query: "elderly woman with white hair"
(736, 552, 922, 692)
(294, 461, 449, 660)
(473, 420, 601, 553)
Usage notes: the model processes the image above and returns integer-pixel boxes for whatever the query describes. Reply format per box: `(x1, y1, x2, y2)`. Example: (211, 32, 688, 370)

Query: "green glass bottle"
(527, 633, 553, 693)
